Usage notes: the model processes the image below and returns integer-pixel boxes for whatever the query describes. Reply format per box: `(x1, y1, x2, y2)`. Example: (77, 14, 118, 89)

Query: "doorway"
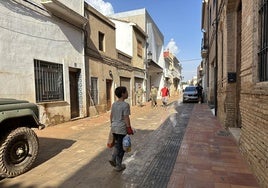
(69, 68, 80, 119)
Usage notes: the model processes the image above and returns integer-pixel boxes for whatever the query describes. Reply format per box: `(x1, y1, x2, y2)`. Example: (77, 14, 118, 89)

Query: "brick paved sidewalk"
(167, 104, 259, 188)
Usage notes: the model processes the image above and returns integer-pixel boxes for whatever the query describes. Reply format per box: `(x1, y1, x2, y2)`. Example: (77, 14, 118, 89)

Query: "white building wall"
(111, 20, 133, 56)
(0, 0, 86, 124)
(146, 22, 164, 64)
(145, 12, 166, 94)
(56, 0, 83, 14)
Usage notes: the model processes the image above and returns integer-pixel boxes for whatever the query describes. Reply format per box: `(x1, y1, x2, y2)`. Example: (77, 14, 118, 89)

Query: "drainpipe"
(214, 0, 218, 116)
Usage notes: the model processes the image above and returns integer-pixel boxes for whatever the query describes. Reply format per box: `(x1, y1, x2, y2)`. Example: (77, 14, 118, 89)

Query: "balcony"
(41, 0, 88, 29)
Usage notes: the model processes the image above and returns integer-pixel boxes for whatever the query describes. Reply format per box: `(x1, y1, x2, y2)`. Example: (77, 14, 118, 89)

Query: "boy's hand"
(127, 127, 134, 135)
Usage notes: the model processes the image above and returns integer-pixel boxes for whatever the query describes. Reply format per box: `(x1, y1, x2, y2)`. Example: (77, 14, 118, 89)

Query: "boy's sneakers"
(109, 159, 116, 167)
(114, 164, 126, 172)
(109, 159, 126, 172)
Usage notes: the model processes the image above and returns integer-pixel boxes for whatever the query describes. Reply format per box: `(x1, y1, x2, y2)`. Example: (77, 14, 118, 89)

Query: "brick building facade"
(201, 0, 268, 187)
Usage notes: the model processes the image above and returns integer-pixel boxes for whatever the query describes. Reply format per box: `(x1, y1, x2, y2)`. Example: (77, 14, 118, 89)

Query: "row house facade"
(201, 0, 268, 187)
(109, 9, 167, 99)
(0, 0, 88, 125)
(84, 4, 147, 116)
(0, 1, 181, 126)
(108, 18, 147, 106)
(163, 51, 182, 96)
(84, 4, 118, 116)
(0, 1, 148, 123)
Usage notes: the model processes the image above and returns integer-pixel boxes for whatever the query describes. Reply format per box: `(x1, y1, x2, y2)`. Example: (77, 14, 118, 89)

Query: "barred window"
(258, 0, 268, 82)
(91, 77, 98, 105)
(34, 60, 64, 103)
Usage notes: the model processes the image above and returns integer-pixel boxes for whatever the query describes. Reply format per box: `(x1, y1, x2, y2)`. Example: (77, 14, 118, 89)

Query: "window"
(258, 0, 268, 82)
(34, 60, 64, 102)
(137, 40, 142, 57)
(98, 32, 105, 51)
(91, 77, 98, 105)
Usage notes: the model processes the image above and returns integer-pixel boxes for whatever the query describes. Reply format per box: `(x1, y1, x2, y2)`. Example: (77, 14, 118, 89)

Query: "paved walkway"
(167, 103, 259, 188)
(0, 96, 259, 188)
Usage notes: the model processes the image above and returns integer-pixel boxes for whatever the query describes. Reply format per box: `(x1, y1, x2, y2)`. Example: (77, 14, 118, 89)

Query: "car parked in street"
(182, 86, 198, 103)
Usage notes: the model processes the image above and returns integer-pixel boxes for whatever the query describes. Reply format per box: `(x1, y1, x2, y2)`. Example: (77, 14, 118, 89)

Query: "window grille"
(258, 0, 268, 82)
(34, 60, 64, 102)
(91, 77, 98, 105)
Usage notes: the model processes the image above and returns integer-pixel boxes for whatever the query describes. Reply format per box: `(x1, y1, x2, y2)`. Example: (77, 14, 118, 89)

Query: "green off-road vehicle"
(0, 98, 44, 177)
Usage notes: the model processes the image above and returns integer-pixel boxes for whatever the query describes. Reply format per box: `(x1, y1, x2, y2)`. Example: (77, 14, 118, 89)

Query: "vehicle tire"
(0, 127, 39, 177)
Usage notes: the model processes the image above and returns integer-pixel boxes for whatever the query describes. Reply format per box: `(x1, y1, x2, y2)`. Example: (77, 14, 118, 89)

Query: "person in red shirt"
(160, 85, 170, 106)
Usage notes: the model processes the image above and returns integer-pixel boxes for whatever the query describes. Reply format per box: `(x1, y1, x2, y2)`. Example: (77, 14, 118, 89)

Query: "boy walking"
(109, 86, 134, 171)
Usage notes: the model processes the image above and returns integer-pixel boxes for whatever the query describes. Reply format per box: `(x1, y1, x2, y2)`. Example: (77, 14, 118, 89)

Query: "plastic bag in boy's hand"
(123, 135, 131, 152)
(127, 126, 134, 135)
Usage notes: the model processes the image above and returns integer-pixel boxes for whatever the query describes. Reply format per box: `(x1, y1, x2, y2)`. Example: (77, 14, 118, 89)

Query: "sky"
(85, 0, 203, 81)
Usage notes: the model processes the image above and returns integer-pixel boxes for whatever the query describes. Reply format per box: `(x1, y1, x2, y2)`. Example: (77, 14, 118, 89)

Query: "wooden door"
(69, 69, 80, 119)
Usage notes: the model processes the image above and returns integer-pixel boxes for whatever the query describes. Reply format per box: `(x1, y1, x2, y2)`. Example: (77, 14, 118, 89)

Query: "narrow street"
(1, 1, 267, 187)
(0, 97, 259, 188)
(0, 98, 193, 188)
